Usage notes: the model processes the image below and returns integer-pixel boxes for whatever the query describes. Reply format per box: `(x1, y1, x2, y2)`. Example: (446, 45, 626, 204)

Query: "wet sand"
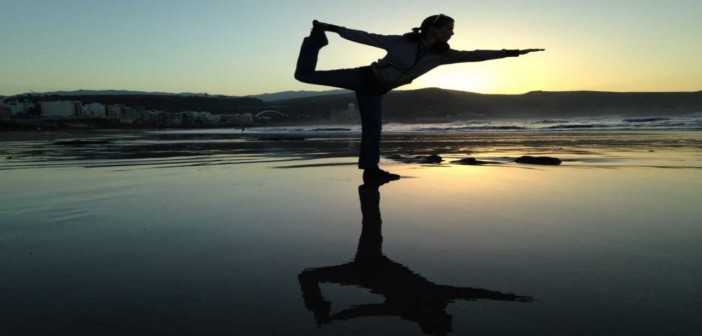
(1, 130, 701, 335)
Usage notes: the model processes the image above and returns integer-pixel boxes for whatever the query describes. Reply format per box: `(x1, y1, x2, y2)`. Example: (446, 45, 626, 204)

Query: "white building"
(41, 101, 82, 118)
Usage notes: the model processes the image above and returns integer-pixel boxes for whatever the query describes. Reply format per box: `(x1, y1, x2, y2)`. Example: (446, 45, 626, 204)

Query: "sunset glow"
(1, 0, 700, 96)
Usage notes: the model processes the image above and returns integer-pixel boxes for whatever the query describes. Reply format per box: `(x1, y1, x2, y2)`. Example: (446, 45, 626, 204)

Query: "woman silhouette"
(294, 14, 544, 182)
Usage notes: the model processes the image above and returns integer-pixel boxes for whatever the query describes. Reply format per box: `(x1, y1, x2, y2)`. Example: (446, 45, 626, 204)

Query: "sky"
(1, 0, 701, 96)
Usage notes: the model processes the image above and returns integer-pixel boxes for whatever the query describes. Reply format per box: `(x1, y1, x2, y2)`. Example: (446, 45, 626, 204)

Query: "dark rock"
(386, 154, 411, 163)
(387, 154, 443, 164)
(452, 157, 500, 165)
(418, 154, 443, 164)
(515, 156, 562, 165)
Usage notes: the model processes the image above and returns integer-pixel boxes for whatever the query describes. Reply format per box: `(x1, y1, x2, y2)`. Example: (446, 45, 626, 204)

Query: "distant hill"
(250, 89, 351, 102)
(10, 88, 702, 121)
(39, 89, 217, 97)
(31, 89, 352, 102)
(275, 88, 702, 121)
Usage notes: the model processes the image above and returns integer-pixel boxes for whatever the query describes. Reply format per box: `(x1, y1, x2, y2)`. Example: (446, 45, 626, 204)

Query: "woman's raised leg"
(294, 28, 363, 90)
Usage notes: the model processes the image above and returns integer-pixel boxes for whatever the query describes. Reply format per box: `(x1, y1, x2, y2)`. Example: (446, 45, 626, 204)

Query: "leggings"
(294, 36, 384, 170)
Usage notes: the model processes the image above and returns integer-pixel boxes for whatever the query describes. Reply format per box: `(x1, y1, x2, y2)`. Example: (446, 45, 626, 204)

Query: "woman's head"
(413, 14, 455, 42)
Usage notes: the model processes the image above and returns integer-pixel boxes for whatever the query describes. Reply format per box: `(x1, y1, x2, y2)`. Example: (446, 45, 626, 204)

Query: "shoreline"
(2, 130, 701, 171)
(0, 129, 145, 142)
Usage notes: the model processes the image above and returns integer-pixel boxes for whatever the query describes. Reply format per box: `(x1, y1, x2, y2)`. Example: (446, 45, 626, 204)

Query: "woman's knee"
(294, 70, 313, 83)
(294, 70, 306, 82)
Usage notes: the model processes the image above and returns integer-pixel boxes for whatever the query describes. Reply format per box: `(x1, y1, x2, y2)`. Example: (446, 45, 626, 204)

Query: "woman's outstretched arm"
(442, 48, 545, 64)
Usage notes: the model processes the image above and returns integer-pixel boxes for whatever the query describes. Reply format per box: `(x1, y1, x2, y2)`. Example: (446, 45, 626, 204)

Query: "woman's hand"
(313, 20, 339, 32)
(519, 49, 545, 55)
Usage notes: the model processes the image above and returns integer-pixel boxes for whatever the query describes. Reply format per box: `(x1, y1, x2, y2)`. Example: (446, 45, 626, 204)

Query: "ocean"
(213, 113, 702, 134)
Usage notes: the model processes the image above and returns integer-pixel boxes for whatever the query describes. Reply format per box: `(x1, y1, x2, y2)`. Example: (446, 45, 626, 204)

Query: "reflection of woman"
(298, 182, 532, 335)
(295, 14, 544, 182)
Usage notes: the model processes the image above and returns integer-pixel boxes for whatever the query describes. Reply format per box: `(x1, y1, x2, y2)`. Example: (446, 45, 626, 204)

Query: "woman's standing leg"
(355, 90, 383, 170)
(356, 89, 400, 182)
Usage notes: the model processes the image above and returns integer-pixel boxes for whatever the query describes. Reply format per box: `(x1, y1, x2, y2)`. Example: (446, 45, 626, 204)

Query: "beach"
(1, 129, 701, 335)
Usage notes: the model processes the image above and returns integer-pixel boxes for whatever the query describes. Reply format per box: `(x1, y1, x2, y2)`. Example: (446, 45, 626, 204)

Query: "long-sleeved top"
(338, 27, 519, 91)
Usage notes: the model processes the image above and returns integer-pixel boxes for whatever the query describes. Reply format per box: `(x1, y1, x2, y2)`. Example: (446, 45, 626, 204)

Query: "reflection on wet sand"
(298, 182, 532, 335)
(3, 131, 701, 171)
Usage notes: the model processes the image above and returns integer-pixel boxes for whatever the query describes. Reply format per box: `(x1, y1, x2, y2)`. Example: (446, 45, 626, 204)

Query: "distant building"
(330, 103, 360, 123)
(142, 111, 162, 122)
(121, 107, 138, 123)
(41, 101, 82, 118)
(208, 113, 221, 123)
(173, 111, 218, 124)
(193, 111, 212, 124)
(106, 105, 123, 119)
(1, 106, 11, 119)
(175, 111, 195, 124)
(84, 102, 107, 118)
(150, 111, 169, 123)
(126, 106, 148, 122)
(3, 99, 34, 116)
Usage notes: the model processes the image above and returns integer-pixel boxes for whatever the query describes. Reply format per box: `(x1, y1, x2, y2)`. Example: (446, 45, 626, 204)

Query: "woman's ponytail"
(404, 14, 454, 46)
(403, 27, 422, 42)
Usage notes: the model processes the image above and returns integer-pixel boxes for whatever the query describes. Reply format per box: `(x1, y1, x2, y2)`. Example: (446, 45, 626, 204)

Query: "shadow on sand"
(298, 181, 533, 335)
